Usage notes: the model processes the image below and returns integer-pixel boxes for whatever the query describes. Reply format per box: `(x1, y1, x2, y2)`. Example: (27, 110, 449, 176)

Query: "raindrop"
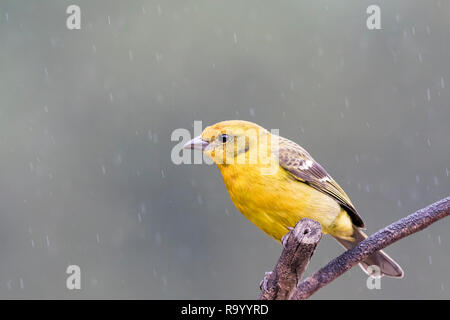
(161, 169, 165, 178)
(155, 52, 163, 63)
(107, 16, 111, 25)
(428, 256, 433, 265)
(344, 98, 350, 108)
(249, 108, 255, 117)
(233, 33, 238, 44)
(101, 165, 106, 175)
(139, 203, 147, 214)
(156, 93, 164, 103)
(426, 88, 431, 101)
(318, 47, 324, 57)
(441, 77, 445, 89)
(96, 233, 100, 244)
(19, 278, 24, 289)
(128, 50, 134, 61)
(155, 232, 162, 246)
(44, 105, 49, 113)
(46, 235, 50, 247)
(157, 5, 162, 15)
(434, 176, 439, 186)
(290, 80, 295, 91)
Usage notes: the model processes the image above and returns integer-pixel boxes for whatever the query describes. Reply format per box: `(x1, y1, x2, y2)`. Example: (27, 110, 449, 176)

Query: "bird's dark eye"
(219, 134, 230, 143)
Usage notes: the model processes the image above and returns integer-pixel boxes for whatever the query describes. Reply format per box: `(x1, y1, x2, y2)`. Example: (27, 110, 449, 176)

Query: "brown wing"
(276, 136, 365, 228)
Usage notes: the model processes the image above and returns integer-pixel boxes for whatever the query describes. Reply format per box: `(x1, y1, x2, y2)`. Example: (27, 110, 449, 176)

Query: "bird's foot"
(259, 271, 273, 291)
(281, 227, 293, 248)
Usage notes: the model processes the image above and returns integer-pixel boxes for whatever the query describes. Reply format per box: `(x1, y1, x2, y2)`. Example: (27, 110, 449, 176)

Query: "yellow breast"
(218, 162, 353, 241)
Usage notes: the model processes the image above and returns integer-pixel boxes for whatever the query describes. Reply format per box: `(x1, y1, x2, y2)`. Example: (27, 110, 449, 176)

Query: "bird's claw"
(281, 232, 291, 249)
(259, 271, 273, 291)
(281, 226, 295, 248)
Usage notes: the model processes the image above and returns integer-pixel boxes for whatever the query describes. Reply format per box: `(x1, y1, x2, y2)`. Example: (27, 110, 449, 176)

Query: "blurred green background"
(0, 0, 449, 299)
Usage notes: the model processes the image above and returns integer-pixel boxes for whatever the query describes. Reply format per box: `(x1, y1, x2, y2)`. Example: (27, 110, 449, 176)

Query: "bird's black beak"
(183, 135, 209, 150)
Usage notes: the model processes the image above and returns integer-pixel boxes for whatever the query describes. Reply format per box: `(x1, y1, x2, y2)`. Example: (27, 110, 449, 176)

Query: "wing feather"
(276, 137, 365, 228)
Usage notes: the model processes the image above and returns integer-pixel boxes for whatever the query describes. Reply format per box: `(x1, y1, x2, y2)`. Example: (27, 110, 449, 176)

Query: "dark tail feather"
(333, 228, 404, 278)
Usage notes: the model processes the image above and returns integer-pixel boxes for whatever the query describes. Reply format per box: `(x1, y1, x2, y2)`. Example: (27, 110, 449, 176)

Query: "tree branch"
(258, 196, 450, 300)
(258, 218, 322, 300)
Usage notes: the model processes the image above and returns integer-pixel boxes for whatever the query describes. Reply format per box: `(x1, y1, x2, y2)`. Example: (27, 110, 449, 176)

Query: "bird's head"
(184, 120, 274, 166)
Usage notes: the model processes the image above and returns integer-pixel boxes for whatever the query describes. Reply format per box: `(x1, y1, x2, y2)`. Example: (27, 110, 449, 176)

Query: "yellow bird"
(185, 120, 403, 278)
